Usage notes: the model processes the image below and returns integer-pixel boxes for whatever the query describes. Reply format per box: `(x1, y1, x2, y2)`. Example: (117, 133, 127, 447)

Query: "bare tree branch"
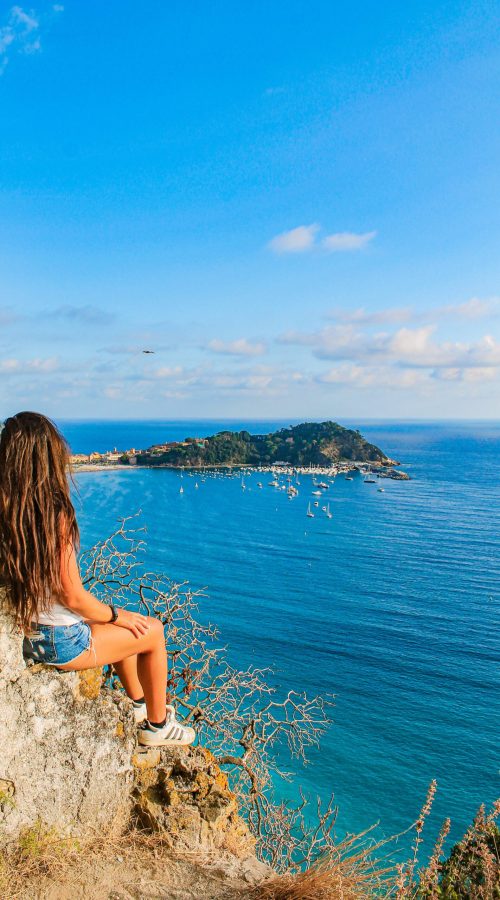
(81, 517, 335, 870)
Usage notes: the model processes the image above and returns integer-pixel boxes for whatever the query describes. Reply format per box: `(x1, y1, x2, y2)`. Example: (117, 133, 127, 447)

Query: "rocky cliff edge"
(0, 602, 269, 894)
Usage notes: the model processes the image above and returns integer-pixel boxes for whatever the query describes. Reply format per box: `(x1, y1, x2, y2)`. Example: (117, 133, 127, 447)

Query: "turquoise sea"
(61, 419, 500, 850)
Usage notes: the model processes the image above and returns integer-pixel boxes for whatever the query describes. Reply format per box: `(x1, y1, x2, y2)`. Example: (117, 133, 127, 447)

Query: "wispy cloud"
(44, 304, 115, 326)
(152, 363, 307, 396)
(0, 5, 41, 73)
(327, 306, 413, 326)
(0, 306, 19, 326)
(432, 366, 497, 383)
(317, 364, 428, 389)
(268, 224, 319, 254)
(326, 297, 500, 327)
(154, 365, 185, 379)
(206, 338, 267, 357)
(438, 297, 500, 320)
(268, 223, 376, 255)
(322, 231, 377, 252)
(0, 356, 59, 373)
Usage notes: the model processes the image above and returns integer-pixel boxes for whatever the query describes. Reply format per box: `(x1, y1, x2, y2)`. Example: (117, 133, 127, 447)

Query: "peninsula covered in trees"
(71, 421, 409, 476)
(121, 421, 399, 470)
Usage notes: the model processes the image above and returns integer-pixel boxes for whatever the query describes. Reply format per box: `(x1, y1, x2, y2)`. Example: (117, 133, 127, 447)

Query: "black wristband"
(108, 603, 119, 623)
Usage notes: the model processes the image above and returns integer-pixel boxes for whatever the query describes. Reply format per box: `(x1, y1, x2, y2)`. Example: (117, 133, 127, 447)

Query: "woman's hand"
(114, 608, 151, 638)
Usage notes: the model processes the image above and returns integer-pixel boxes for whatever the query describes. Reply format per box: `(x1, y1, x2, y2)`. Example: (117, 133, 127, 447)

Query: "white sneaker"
(132, 701, 147, 724)
(138, 705, 196, 747)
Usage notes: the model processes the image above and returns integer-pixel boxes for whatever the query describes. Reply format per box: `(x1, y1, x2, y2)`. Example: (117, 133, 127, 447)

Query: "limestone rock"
(0, 604, 136, 848)
(132, 745, 257, 860)
(0, 600, 271, 888)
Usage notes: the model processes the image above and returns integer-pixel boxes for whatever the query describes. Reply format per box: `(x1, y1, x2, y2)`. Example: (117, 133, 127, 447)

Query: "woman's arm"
(60, 542, 150, 637)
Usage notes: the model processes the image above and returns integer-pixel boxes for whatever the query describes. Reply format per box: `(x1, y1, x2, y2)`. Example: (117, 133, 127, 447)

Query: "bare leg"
(57, 617, 168, 723)
(113, 655, 143, 702)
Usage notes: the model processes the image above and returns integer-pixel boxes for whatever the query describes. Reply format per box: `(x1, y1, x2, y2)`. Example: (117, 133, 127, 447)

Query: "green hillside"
(131, 421, 394, 468)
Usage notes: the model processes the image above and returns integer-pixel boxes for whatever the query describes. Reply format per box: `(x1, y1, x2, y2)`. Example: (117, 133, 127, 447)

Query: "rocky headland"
(71, 421, 410, 479)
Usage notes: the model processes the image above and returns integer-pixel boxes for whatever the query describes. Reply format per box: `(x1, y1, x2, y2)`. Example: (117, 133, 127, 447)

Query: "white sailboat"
(307, 502, 314, 518)
(326, 503, 332, 518)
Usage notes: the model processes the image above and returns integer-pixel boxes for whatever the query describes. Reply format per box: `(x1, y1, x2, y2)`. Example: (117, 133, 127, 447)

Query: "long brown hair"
(0, 412, 79, 630)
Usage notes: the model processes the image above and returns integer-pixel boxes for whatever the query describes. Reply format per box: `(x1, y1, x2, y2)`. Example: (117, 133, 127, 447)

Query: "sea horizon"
(55, 416, 500, 423)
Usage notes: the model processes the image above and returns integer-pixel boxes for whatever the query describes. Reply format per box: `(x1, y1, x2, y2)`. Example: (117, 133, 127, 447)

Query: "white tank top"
(37, 601, 84, 627)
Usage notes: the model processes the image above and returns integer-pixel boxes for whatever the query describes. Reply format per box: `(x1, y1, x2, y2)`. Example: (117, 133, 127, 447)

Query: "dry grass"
(2, 795, 499, 900)
(0, 822, 395, 899)
(0, 826, 251, 899)
(0, 808, 500, 900)
(0, 821, 93, 899)
(240, 857, 384, 899)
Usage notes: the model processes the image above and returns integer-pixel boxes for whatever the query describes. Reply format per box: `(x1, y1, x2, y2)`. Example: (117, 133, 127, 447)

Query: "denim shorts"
(23, 621, 92, 667)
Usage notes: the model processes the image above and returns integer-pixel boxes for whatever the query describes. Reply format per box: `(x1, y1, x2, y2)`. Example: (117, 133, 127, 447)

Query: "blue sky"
(1, 1, 500, 419)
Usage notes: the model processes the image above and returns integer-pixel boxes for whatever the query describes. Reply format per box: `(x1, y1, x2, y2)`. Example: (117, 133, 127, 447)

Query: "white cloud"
(278, 324, 360, 354)
(154, 365, 184, 379)
(28, 356, 59, 372)
(0, 5, 41, 72)
(316, 360, 499, 390)
(151, 362, 307, 397)
(0, 356, 59, 373)
(462, 367, 497, 382)
(268, 224, 319, 254)
(268, 224, 376, 255)
(11, 6, 38, 31)
(432, 366, 497, 383)
(326, 297, 500, 328)
(210, 372, 272, 390)
(206, 338, 267, 357)
(317, 364, 427, 389)
(327, 306, 414, 325)
(387, 325, 436, 360)
(279, 321, 500, 371)
(0, 358, 20, 372)
(322, 231, 377, 252)
(438, 297, 500, 320)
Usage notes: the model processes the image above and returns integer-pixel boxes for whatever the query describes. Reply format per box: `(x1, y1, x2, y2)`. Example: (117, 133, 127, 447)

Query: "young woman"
(0, 412, 195, 748)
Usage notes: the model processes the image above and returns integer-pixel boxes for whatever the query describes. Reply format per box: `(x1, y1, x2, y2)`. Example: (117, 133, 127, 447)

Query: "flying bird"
(142, 349, 155, 354)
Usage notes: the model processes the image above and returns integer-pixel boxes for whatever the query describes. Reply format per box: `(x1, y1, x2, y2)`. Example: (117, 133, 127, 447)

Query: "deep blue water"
(60, 419, 500, 850)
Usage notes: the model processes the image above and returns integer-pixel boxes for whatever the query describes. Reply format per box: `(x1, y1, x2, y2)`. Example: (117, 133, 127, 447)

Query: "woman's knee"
(148, 617, 164, 643)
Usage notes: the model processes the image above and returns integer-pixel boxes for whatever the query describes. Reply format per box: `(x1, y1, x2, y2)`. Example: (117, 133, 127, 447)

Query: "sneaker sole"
(138, 734, 195, 747)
